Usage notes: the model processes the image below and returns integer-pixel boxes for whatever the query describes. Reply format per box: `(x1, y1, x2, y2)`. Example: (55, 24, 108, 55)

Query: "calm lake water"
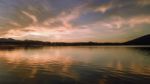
(0, 46, 150, 84)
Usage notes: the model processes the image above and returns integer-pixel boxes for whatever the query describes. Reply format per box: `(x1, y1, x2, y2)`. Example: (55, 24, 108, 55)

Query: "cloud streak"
(22, 11, 38, 23)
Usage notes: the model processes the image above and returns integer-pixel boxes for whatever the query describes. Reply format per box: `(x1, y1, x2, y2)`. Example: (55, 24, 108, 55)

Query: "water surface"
(0, 46, 150, 84)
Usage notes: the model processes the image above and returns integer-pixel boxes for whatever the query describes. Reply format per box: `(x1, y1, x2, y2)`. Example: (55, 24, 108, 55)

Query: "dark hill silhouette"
(0, 34, 149, 48)
(125, 34, 150, 45)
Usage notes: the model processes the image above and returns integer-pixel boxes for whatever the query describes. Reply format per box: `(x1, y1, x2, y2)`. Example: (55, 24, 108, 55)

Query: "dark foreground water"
(0, 46, 150, 84)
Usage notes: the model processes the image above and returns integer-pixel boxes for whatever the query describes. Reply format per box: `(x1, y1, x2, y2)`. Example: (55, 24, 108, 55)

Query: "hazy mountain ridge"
(0, 34, 149, 47)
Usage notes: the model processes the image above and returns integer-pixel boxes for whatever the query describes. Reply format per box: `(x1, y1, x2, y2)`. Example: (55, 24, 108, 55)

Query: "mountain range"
(0, 34, 149, 47)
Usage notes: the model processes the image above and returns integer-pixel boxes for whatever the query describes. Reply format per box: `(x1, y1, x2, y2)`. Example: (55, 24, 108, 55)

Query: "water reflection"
(0, 47, 78, 79)
(0, 46, 150, 84)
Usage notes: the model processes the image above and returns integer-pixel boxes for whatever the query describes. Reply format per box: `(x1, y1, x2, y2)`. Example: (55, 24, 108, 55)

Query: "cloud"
(129, 15, 150, 27)
(78, 15, 150, 38)
(94, 3, 112, 13)
(43, 4, 87, 29)
(21, 11, 38, 23)
(137, 0, 150, 6)
(2, 29, 27, 38)
(0, 0, 150, 42)
(9, 21, 21, 27)
(0, 3, 88, 41)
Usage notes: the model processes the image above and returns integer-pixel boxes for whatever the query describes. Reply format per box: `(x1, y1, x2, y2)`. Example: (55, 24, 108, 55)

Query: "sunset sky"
(0, 0, 150, 42)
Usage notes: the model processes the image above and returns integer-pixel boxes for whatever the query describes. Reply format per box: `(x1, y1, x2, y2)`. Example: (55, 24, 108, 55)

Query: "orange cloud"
(137, 0, 150, 6)
(95, 3, 112, 13)
(129, 15, 150, 27)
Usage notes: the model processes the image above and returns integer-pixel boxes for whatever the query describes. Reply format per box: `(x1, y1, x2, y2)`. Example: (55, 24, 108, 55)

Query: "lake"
(0, 46, 150, 84)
